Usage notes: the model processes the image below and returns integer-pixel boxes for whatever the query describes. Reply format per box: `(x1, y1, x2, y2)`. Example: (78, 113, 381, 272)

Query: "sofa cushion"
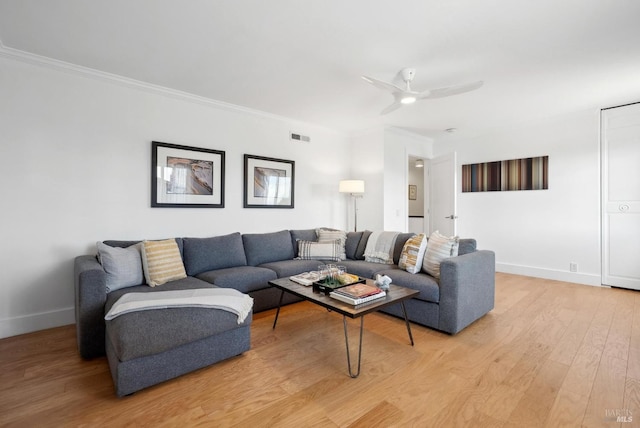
(141, 239, 187, 287)
(354, 230, 372, 260)
(375, 268, 440, 303)
(196, 266, 277, 293)
(316, 228, 347, 260)
(290, 229, 318, 255)
(459, 239, 477, 255)
(260, 259, 325, 278)
(183, 233, 247, 276)
(96, 241, 144, 292)
(339, 260, 393, 280)
(398, 233, 427, 274)
(242, 230, 295, 266)
(345, 232, 363, 260)
(423, 231, 459, 279)
(104, 277, 250, 362)
(104, 239, 185, 259)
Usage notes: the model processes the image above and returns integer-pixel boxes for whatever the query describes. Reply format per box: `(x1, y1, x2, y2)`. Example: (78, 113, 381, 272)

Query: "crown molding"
(0, 40, 345, 136)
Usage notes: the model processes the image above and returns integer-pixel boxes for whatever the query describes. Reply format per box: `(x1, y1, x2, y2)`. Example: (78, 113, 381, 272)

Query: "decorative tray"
(312, 275, 366, 295)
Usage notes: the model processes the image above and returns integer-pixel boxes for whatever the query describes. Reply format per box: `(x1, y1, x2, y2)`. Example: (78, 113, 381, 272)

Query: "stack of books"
(329, 283, 386, 305)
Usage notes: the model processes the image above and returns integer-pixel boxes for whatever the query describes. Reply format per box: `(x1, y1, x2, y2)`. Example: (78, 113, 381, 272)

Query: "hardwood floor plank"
(544, 388, 590, 428)
(1, 274, 639, 427)
(582, 355, 627, 427)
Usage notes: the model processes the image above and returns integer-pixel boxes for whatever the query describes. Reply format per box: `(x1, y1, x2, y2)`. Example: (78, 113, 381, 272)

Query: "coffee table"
(268, 277, 420, 378)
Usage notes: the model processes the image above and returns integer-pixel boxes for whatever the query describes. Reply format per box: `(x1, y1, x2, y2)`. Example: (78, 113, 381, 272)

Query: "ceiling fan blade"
(419, 81, 483, 100)
(362, 75, 404, 93)
(381, 102, 402, 115)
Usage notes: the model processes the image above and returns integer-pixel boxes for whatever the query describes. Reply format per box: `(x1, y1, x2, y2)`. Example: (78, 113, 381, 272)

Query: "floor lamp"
(339, 180, 365, 232)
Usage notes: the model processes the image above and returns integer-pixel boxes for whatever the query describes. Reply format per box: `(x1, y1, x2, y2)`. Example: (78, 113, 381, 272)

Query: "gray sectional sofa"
(74, 228, 495, 396)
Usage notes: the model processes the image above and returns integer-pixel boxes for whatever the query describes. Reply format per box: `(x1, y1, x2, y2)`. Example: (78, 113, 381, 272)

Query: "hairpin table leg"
(343, 316, 365, 378)
(272, 290, 285, 329)
(400, 301, 415, 346)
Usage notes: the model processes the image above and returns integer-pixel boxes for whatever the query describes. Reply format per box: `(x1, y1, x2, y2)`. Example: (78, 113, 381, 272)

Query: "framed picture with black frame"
(243, 154, 294, 208)
(151, 141, 225, 208)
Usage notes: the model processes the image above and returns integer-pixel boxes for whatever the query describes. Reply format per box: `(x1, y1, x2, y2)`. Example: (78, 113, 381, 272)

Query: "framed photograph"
(151, 141, 225, 208)
(409, 184, 417, 200)
(244, 154, 294, 208)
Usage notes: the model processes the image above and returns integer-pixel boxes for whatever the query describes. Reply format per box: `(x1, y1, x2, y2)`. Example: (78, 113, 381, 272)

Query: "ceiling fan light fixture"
(400, 96, 416, 104)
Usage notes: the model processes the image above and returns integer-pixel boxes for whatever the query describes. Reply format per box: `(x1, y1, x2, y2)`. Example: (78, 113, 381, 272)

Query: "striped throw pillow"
(296, 240, 341, 262)
(141, 239, 187, 287)
(422, 231, 459, 279)
(316, 228, 347, 260)
(398, 233, 427, 274)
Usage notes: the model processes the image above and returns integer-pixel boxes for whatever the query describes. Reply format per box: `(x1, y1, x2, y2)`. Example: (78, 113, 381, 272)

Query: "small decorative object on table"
(374, 274, 392, 291)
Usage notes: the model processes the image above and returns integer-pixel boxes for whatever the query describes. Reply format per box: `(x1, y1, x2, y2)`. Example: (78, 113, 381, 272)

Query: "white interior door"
(429, 152, 457, 236)
(602, 103, 640, 290)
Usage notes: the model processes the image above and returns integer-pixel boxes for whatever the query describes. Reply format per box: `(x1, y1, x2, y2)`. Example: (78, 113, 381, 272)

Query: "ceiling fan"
(362, 68, 483, 115)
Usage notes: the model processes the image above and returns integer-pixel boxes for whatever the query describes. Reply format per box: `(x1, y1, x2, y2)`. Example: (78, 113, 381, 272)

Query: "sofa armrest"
(74, 255, 107, 359)
(438, 250, 495, 334)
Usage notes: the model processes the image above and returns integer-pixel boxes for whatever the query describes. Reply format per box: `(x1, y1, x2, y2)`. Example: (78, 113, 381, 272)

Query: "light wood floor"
(1, 273, 640, 427)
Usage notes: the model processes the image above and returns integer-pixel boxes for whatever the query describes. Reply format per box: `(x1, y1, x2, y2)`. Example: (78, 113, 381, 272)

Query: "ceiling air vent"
(290, 132, 311, 143)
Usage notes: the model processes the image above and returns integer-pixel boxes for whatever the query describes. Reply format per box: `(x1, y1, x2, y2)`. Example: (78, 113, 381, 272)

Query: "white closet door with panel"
(602, 103, 640, 290)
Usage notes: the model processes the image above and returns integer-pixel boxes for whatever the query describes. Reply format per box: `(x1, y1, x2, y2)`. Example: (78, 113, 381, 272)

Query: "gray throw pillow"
(96, 241, 144, 292)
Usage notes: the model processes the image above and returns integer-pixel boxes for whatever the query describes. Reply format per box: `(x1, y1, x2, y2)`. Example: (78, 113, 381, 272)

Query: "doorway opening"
(408, 155, 427, 233)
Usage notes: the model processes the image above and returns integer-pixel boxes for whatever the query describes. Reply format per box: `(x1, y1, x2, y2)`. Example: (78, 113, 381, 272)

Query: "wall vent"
(290, 132, 311, 143)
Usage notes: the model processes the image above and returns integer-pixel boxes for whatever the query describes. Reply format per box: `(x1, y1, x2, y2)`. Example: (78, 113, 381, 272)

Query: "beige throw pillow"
(316, 228, 347, 260)
(398, 233, 427, 274)
(141, 239, 187, 287)
(422, 231, 459, 279)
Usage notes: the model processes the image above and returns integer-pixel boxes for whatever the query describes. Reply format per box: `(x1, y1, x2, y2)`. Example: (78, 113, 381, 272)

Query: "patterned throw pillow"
(96, 241, 144, 292)
(422, 231, 459, 279)
(141, 239, 187, 287)
(316, 228, 347, 260)
(296, 240, 341, 261)
(398, 233, 427, 274)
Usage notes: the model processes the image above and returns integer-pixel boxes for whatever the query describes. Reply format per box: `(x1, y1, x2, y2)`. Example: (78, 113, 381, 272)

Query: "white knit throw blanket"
(105, 288, 253, 324)
(364, 231, 399, 264)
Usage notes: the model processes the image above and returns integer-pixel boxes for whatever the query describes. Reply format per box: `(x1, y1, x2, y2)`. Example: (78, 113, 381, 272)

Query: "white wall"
(348, 128, 385, 231)
(434, 109, 602, 286)
(0, 54, 351, 338)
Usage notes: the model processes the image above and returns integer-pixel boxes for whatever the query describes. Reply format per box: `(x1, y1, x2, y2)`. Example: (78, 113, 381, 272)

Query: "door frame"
(429, 152, 458, 236)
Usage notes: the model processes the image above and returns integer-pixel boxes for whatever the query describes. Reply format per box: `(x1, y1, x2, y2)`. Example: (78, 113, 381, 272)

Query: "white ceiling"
(1, 0, 640, 138)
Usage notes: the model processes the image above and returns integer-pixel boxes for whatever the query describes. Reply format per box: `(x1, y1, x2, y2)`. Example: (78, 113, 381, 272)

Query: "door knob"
(445, 215, 458, 219)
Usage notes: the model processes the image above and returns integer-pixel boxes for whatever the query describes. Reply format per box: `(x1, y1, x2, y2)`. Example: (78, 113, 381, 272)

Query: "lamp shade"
(339, 180, 365, 194)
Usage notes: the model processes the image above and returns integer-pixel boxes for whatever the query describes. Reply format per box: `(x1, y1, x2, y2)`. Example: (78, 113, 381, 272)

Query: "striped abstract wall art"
(462, 156, 548, 192)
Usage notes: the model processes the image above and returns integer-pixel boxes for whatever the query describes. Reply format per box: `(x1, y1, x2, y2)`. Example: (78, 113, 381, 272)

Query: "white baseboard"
(496, 263, 603, 287)
(0, 307, 75, 339)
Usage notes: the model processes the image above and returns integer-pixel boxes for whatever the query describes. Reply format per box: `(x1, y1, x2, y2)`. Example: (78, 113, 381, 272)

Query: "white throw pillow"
(422, 231, 459, 278)
(96, 242, 144, 292)
(398, 233, 427, 274)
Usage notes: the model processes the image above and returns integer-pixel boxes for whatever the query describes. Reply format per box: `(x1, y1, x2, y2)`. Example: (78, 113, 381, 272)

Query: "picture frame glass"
(244, 155, 294, 208)
(152, 141, 225, 207)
